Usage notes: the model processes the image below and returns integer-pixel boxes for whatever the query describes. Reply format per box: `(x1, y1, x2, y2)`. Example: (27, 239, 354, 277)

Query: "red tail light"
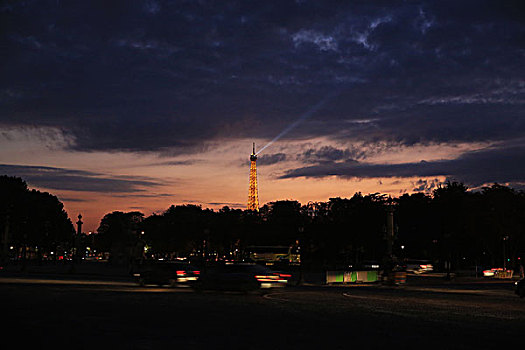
(279, 273, 291, 278)
(176, 270, 186, 276)
(194, 271, 200, 275)
(255, 275, 280, 281)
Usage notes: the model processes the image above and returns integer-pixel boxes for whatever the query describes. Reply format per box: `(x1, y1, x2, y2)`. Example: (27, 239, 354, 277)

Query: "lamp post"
(1, 206, 10, 265)
(503, 235, 509, 270)
(70, 214, 82, 273)
(386, 206, 394, 260)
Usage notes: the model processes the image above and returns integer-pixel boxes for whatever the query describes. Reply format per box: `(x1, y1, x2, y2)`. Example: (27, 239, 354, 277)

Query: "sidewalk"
(1, 261, 132, 280)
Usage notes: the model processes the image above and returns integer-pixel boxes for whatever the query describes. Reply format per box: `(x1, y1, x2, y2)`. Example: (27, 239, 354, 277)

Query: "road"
(1, 274, 522, 349)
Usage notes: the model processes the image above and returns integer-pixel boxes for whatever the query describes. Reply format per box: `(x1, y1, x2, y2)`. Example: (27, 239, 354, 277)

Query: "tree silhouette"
(96, 211, 144, 264)
(0, 176, 74, 263)
(84, 181, 524, 272)
(396, 192, 434, 260)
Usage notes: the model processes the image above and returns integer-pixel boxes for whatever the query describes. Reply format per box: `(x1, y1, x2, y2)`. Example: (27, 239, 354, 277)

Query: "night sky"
(2, 1, 525, 230)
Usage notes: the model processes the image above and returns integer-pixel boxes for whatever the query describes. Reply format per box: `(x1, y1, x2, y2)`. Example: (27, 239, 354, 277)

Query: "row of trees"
(2, 175, 524, 271)
(95, 182, 525, 271)
(1, 176, 75, 263)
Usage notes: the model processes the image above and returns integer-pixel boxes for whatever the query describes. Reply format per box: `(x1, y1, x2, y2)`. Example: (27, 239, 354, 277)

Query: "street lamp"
(503, 235, 509, 270)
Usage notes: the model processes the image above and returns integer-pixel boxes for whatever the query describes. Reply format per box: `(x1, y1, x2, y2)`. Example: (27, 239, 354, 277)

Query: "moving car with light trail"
(405, 260, 433, 274)
(482, 267, 503, 277)
(135, 261, 200, 287)
(194, 263, 289, 292)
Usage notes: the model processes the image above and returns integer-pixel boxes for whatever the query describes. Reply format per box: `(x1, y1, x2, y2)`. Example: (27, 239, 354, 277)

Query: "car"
(134, 261, 200, 287)
(405, 260, 433, 274)
(194, 263, 289, 292)
(515, 278, 525, 298)
(482, 267, 503, 277)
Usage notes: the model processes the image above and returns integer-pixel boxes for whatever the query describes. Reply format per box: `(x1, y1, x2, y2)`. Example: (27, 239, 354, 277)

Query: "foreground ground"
(0, 274, 525, 349)
(1, 272, 522, 349)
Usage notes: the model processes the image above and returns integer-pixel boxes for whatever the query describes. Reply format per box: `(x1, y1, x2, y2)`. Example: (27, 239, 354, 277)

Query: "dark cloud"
(411, 178, 441, 193)
(148, 160, 199, 166)
(241, 153, 287, 166)
(113, 193, 173, 198)
(57, 197, 88, 202)
(0, 164, 161, 193)
(174, 200, 244, 208)
(1, 1, 524, 187)
(257, 153, 287, 165)
(281, 143, 525, 188)
(298, 145, 364, 163)
(206, 202, 244, 207)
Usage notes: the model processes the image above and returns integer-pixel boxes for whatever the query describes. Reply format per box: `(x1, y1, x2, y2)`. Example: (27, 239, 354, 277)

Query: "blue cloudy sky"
(1, 0, 524, 229)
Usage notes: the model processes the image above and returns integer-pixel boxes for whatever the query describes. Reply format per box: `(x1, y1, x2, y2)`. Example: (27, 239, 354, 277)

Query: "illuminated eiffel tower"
(247, 142, 259, 211)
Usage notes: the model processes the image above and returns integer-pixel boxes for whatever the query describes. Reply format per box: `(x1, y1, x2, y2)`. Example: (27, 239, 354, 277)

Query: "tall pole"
(503, 235, 508, 270)
(77, 214, 83, 236)
(386, 206, 394, 259)
(71, 214, 82, 273)
(2, 211, 9, 265)
(383, 205, 396, 284)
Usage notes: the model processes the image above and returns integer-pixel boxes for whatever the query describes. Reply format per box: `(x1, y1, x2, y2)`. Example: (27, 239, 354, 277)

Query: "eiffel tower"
(247, 142, 259, 211)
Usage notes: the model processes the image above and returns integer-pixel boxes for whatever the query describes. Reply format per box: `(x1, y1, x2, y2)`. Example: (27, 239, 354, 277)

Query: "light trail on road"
(0, 277, 134, 287)
(0, 277, 194, 293)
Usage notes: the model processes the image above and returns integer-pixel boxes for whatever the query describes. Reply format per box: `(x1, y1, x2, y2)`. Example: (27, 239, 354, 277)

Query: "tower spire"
(248, 143, 259, 211)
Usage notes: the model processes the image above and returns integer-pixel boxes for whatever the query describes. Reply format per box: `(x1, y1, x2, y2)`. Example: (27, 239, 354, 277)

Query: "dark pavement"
(1, 271, 523, 349)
